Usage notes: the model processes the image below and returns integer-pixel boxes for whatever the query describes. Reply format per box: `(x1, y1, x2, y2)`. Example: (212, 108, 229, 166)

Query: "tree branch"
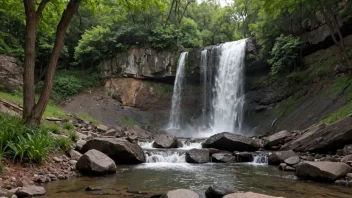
(36, 0, 50, 20)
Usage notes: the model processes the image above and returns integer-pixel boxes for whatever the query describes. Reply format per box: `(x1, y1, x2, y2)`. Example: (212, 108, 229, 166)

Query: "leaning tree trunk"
(23, 0, 82, 126)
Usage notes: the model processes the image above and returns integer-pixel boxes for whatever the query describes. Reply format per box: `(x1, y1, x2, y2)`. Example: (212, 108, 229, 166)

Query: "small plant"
(68, 130, 79, 142)
(0, 148, 4, 173)
(63, 122, 74, 131)
(54, 138, 71, 152)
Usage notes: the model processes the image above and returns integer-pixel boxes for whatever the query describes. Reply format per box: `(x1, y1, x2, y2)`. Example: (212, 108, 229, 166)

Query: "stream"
(44, 141, 352, 198)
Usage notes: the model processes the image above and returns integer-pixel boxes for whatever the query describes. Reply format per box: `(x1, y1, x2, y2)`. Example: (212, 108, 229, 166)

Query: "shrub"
(36, 70, 100, 101)
(149, 25, 180, 50)
(44, 122, 61, 134)
(268, 35, 301, 74)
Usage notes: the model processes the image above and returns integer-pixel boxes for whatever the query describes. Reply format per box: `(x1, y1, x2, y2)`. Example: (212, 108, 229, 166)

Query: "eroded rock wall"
(0, 55, 23, 91)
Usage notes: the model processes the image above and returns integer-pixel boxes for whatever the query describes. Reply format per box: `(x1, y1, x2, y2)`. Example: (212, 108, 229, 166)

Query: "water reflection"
(45, 163, 352, 198)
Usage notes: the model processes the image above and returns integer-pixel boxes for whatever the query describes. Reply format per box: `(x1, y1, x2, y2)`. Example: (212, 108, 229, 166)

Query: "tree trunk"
(24, 0, 82, 125)
(22, 0, 37, 123)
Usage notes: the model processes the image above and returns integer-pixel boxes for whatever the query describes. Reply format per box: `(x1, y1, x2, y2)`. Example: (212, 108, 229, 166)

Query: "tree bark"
(22, 0, 37, 122)
(24, 0, 82, 125)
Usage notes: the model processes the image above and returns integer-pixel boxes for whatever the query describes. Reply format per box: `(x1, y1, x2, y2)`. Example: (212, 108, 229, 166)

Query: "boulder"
(343, 144, 352, 155)
(97, 125, 109, 132)
(281, 116, 352, 153)
(264, 130, 291, 148)
(76, 149, 116, 175)
(185, 149, 210, 163)
(234, 152, 254, 162)
(76, 140, 86, 151)
(341, 154, 352, 163)
(268, 150, 297, 165)
(202, 132, 261, 152)
(295, 161, 352, 182)
(125, 125, 152, 139)
(224, 192, 284, 198)
(284, 156, 300, 166)
(68, 149, 82, 161)
(212, 153, 235, 163)
(160, 189, 199, 198)
(15, 186, 46, 197)
(81, 138, 145, 164)
(205, 184, 235, 198)
(152, 134, 178, 148)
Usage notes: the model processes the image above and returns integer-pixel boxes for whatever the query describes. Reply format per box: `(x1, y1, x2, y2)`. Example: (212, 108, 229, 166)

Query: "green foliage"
(149, 25, 180, 50)
(179, 18, 202, 48)
(0, 113, 54, 163)
(154, 83, 173, 96)
(268, 35, 301, 74)
(36, 70, 100, 101)
(44, 122, 61, 134)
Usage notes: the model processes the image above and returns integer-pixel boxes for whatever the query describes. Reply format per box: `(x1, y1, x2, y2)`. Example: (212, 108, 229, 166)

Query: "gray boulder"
(212, 153, 235, 163)
(186, 149, 210, 163)
(81, 138, 145, 164)
(343, 144, 352, 155)
(264, 130, 291, 148)
(76, 140, 86, 151)
(205, 184, 235, 198)
(341, 154, 352, 163)
(153, 134, 178, 148)
(15, 186, 46, 197)
(76, 149, 116, 176)
(295, 161, 351, 182)
(284, 156, 300, 166)
(224, 192, 284, 198)
(268, 150, 297, 165)
(68, 149, 82, 161)
(202, 132, 261, 152)
(161, 189, 199, 198)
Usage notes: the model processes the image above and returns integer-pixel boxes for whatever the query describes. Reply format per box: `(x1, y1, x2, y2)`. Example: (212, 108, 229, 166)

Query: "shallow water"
(44, 163, 352, 198)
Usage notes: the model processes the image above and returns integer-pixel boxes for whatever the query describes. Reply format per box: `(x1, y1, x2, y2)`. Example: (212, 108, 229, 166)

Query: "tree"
(23, 0, 82, 125)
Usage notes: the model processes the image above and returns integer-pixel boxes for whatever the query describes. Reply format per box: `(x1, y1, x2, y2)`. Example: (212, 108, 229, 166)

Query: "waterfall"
(168, 52, 188, 129)
(211, 39, 246, 134)
(200, 50, 208, 126)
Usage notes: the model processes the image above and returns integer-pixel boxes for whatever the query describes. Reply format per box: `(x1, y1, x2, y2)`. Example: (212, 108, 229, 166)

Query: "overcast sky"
(197, 0, 231, 7)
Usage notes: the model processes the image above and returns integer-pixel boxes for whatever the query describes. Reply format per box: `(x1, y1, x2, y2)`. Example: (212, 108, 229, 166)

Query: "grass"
(322, 75, 352, 124)
(0, 91, 67, 118)
(63, 122, 74, 130)
(76, 110, 100, 125)
(121, 117, 139, 126)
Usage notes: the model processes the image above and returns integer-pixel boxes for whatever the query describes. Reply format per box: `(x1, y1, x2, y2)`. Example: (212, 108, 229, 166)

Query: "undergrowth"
(0, 113, 74, 163)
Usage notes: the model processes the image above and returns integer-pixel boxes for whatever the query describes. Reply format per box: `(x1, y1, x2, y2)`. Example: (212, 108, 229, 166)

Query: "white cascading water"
(145, 151, 186, 163)
(211, 39, 246, 134)
(200, 50, 208, 126)
(167, 52, 188, 129)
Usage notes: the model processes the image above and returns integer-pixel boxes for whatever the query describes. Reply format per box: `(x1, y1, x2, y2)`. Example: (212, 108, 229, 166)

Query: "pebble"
(53, 157, 63, 162)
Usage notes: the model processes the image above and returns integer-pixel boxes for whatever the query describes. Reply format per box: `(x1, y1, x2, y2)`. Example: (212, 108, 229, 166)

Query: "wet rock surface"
(185, 149, 210, 164)
(205, 184, 235, 198)
(202, 132, 261, 152)
(153, 134, 178, 149)
(268, 150, 298, 165)
(295, 161, 352, 182)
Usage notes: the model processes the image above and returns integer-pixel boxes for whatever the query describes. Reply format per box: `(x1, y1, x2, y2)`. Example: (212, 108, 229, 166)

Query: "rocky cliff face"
(0, 55, 23, 91)
(244, 35, 352, 135)
(99, 47, 178, 80)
